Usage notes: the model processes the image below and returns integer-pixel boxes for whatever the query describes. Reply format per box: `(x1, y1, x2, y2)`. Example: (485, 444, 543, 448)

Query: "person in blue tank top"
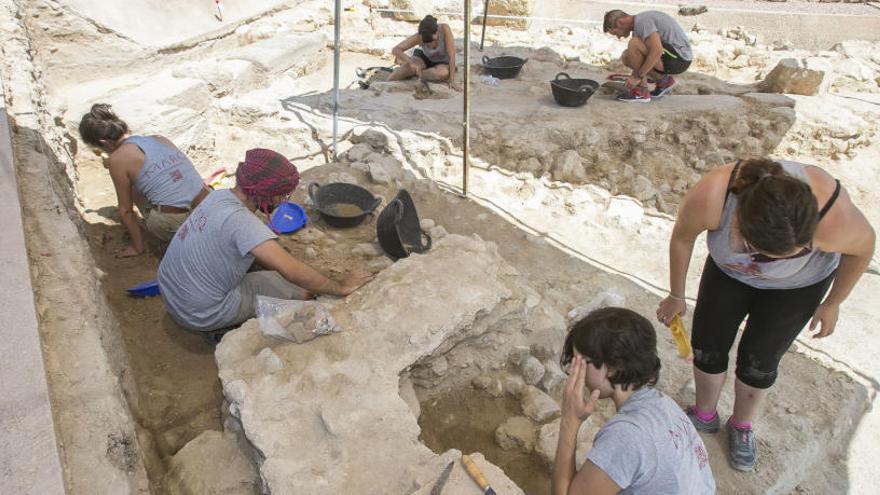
(388, 15, 460, 91)
(79, 104, 210, 256)
(656, 158, 875, 472)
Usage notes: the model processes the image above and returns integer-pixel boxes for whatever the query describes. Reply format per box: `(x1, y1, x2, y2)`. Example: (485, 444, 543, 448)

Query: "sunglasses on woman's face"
(744, 239, 812, 263)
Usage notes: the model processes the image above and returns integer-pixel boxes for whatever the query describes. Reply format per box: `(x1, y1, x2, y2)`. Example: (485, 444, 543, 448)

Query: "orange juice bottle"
(669, 315, 692, 359)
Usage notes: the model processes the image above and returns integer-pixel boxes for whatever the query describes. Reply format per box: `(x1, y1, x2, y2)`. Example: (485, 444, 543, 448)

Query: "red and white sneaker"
(616, 86, 652, 103)
(651, 75, 677, 98)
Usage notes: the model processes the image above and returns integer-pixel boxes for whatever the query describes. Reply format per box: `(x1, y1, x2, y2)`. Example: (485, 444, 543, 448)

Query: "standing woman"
(79, 104, 210, 256)
(388, 15, 460, 91)
(656, 158, 875, 472)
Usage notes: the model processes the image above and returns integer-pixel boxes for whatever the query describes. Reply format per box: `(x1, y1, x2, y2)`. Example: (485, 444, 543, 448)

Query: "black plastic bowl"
(308, 182, 382, 228)
(482, 55, 528, 79)
(550, 72, 599, 107)
(377, 189, 431, 260)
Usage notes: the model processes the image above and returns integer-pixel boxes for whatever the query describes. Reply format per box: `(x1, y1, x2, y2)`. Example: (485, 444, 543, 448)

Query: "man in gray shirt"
(553, 307, 715, 495)
(604, 10, 693, 102)
(159, 149, 371, 337)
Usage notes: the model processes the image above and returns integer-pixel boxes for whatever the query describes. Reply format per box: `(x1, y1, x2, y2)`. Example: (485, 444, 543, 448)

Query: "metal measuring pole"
(332, 0, 341, 160)
(463, 0, 471, 196)
(480, 0, 489, 51)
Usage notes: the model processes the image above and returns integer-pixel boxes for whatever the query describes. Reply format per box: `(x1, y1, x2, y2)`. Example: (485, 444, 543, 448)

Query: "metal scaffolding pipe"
(332, 0, 341, 160)
(463, 0, 471, 196)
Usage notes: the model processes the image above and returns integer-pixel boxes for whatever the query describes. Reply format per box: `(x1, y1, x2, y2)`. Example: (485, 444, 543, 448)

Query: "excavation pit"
(2, 2, 878, 494)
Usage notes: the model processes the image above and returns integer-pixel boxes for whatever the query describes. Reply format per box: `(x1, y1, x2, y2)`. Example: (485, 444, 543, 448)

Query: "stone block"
(521, 386, 560, 422)
(760, 58, 825, 96)
(495, 416, 536, 452)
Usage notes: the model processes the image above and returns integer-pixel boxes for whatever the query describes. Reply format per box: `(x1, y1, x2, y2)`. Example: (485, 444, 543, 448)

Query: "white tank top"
(706, 160, 840, 289)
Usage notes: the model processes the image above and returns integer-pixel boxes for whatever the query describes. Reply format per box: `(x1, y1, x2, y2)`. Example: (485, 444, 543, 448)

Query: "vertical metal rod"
(479, 0, 489, 51)
(332, 0, 341, 161)
(463, 0, 471, 197)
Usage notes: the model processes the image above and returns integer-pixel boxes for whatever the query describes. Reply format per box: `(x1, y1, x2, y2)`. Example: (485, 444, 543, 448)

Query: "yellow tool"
(669, 315, 692, 359)
(461, 454, 497, 495)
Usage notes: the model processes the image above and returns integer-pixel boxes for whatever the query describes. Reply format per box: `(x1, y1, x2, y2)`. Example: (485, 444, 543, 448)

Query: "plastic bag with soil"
(255, 296, 341, 343)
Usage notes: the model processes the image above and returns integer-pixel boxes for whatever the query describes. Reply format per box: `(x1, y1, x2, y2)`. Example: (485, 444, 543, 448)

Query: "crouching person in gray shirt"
(552, 307, 715, 495)
(158, 148, 372, 336)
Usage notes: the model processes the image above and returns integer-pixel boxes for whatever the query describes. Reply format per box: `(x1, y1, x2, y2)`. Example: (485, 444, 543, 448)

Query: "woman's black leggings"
(691, 258, 835, 389)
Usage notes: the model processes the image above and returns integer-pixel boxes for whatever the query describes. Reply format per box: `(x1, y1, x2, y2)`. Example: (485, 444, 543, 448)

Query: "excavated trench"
(3, 1, 879, 493)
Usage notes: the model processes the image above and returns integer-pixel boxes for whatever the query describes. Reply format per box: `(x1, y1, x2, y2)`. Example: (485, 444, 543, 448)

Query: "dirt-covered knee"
(692, 348, 728, 375)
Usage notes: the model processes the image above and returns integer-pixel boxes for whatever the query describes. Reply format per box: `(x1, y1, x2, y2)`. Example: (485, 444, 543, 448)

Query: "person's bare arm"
(637, 32, 664, 82)
(552, 355, 616, 495)
(657, 163, 731, 324)
(108, 146, 145, 256)
(442, 24, 458, 89)
(391, 34, 421, 66)
(809, 181, 876, 338)
(251, 240, 372, 297)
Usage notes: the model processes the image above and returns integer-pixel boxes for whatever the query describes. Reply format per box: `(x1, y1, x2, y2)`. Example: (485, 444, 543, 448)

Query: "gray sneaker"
(685, 406, 720, 433)
(727, 421, 757, 471)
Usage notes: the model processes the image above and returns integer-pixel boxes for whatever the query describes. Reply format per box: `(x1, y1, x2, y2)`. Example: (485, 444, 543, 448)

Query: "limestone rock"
(429, 225, 448, 240)
(504, 375, 526, 397)
(678, 5, 707, 16)
(472, 375, 493, 390)
(631, 175, 657, 201)
(521, 386, 560, 422)
(350, 128, 389, 150)
(367, 158, 398, 185)
(215, 234, 529, 493)
(352, 243, 382, 257)
(389, 0, 433, 22)
(551, 150, 587, 183)
(495, 416, 536, 452)
(478, 0, 533, 29)
(368, 256, 394, 272)
(347, 143, 373, 162)
(419, 218, 436, 231)
(165, 430, 259, 495)
(541, 360, 567, 396)
(521, 356, 545, 385)
(760, 58, 825, 96)
(568, 291, 626, 323)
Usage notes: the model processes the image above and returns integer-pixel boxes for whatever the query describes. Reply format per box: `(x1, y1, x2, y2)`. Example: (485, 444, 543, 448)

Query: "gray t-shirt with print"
(158, 189, 276, 331)
(633, 11, 693, 61)
(587, 388, 715, 494)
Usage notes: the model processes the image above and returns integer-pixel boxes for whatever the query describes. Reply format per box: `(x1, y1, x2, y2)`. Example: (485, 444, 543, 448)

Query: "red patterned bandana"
(235, 148, 300, 214)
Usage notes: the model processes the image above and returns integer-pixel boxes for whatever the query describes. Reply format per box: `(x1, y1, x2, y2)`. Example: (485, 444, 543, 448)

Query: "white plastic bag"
(255, 296, 341, 343)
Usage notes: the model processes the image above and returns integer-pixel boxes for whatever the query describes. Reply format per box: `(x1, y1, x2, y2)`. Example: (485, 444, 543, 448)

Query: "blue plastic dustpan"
(271, 201, 308, 234)
(126, 279, 160, 297)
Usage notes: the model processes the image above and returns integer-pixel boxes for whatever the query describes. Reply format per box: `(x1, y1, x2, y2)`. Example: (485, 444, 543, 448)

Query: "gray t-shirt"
(633, 11, 693, 61)
(587, 388, 715, 494)
(158, 189, 276, 331)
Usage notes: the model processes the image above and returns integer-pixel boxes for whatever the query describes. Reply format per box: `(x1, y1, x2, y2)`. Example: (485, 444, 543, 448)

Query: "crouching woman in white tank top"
(656, 158, 875, 472)
(388, 15, 460, 91)
(79, 104, 210, 257)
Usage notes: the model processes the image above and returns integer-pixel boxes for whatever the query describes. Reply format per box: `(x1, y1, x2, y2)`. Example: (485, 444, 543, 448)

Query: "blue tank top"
(125, 135, 204, 209)
(706, 160, 840, 289)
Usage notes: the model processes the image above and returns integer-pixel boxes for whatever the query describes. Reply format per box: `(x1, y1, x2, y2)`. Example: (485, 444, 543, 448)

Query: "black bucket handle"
(482, 55, 490, 65)
(555, 72, 571, 81)
(308, 182, 321, 205)
(419, 231, 433, 252)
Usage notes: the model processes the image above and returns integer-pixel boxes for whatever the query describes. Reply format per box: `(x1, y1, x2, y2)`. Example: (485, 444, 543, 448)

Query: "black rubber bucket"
(377, 189, 432, 260)
(482, 55, 528, 79)
(550, 72, 599, 107)
(308, 182, 382, 228)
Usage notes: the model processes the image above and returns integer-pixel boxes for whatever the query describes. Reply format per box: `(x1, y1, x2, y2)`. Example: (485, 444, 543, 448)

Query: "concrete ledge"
(0, 78, 65, 494)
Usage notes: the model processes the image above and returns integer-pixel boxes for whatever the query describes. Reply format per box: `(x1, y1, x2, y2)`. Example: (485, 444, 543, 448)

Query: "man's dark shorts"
(661, 43, 692, 75)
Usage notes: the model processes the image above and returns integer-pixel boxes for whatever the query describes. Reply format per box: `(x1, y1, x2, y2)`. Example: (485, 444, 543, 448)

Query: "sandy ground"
(1, 0, 879, 493)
